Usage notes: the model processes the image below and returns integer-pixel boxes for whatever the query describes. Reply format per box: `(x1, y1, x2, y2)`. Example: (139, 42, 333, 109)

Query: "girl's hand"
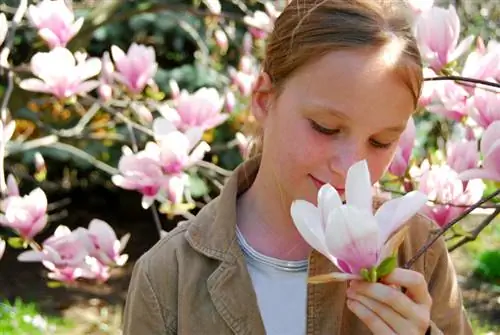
(346, 268, 432, 335)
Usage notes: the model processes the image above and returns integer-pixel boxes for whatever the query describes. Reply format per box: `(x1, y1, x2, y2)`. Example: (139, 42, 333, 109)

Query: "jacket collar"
(185, 155, 261, 262)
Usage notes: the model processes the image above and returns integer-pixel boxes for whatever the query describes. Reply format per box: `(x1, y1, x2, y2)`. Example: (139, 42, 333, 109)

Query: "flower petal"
(346, 160, 373, 210)
(318, 184, 342, 225)
(375, 191, 428, 243)
(325, 206, 380, 274)
(290, 200, 329, 257)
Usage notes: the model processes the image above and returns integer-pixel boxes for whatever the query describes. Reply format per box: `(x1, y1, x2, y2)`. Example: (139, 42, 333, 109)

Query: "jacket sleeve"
(122, 256, 177, 334)
(424, 235, 473, 335)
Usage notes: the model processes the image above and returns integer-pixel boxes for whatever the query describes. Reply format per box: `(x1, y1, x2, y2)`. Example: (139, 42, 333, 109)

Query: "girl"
(122, 0, 472, 334)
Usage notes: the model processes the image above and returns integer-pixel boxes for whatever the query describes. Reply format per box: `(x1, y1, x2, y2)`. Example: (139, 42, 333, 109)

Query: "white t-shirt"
(236, 227, 308, 335)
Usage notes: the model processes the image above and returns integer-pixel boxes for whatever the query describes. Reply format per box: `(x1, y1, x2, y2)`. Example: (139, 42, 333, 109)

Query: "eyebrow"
(303, 102, 407, 132)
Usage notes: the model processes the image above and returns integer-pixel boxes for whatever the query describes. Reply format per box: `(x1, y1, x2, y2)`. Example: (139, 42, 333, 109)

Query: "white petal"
(346, 160, 373, 210)
(290, 200, 329, 257)
(317, 184, 342, 224)
(375, 191, 428, 243)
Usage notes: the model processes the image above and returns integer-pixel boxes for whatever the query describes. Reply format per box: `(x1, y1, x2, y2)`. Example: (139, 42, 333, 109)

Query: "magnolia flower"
(159, 88, 227, 132)
(419, 164, 485, 227)
(98, 51, 114, 101)
(112, 147, 167, 209)
(414, 5, 474, 72)
(0, 120, 15, 144)
(0, 188, 48, 240)
(290, 160, 428, 282)
(87, 219, 129, 266)
(111, 43, 158, 94)
(27, 0, 84, 48)
(19, 47, 101, 99)
(388, 117, 416, 176)
(446, 140, 479, 173)
(151, 117, 210, 173)
(460, 121, 500, 182)
(0, 13, 7, 46)
(467, 88, 500, 128)
(407, 0, 434, 15)
(461, 41, 500, 84)
(18, 225, 95, 283)
(426, 81, 470, 122)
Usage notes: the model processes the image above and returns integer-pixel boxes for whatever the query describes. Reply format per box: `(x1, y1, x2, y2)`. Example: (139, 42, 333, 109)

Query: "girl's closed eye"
(309, 119, 341, 136)
(369, 138, 393, 149)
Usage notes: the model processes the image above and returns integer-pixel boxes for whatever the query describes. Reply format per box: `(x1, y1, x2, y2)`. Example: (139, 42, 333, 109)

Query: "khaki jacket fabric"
(122, 157, 473, 335)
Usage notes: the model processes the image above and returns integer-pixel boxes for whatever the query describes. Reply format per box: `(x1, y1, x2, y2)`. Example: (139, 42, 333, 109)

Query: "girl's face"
(252, 47, 417, 206)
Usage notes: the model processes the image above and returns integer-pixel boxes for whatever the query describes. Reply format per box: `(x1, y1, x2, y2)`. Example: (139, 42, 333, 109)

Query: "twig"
(448, 208, 500, 252)
(150, 205, 164, 240)
(196, 160, 233, 177)
(403, 188, 500, 269)
(424, 76, 500, 90)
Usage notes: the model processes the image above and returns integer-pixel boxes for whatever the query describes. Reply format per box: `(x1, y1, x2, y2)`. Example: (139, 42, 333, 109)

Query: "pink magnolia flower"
(19, 47, 101, 99)
(419, 68, 442, 107)
(0, 188, 48, 240)
(27, 0, 84, 48)
(446, 140, 479, 173)
(462, 40, 500, 86)
(18, 225, 94, 282)
(460, 121, 500, 182)
(111, 146, 167, 209)
(388, 117, 416, 176)
(290, 160, 428, 281)
(98, 51, 114, 101)
(0, 13, 7, 46)
(419, 164, 485, 227)
(467, 88, 500, 128)
(159, 88, 227, 131)
(111, 43, 158, 94)
(152, 117, 211, 173)
(414, 5, 474, 72)
(426, 81, 470, 122)
(87, 219, 129, 266)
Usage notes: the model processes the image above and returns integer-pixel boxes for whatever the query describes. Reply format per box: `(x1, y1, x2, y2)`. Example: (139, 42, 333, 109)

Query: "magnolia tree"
(0, 0, 498, 288)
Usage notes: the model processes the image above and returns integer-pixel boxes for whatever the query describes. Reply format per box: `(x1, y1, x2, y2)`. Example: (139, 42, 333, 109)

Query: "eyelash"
(309, 120, 393, 149)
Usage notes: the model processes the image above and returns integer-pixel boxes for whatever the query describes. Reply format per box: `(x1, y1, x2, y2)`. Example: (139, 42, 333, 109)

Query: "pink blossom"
(460, 121, 500, 182)
(407, 0, 434, 15)
(27, 0, 84, 48)
(87, 219, 129, 266)
(291, 160, 427, 281)
(0, 188, 48, 240)
(426, 81, 470, 122)
(111, 147, 167, 209)
(414, 5, 474, 72)
(111, 43, 158, 94)
(159, 88, 227, 131)
(19, 47, 101, 99)
(446, 140, 479, 173)
(388, 117, 416, 176)
(467, 88, 500, 128)
(419, 164, 485, 227)
(461, 40, 500, 86)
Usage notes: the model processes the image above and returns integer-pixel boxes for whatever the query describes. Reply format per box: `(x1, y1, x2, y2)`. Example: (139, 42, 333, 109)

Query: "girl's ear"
(251, 72, 274, 126)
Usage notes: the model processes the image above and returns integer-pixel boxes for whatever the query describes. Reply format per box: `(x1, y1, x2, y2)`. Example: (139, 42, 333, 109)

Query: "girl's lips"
(309, 175, 345, 194)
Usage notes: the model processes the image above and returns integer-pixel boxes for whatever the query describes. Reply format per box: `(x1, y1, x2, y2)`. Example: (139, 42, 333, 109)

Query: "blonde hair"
(247, 0, 423, 158)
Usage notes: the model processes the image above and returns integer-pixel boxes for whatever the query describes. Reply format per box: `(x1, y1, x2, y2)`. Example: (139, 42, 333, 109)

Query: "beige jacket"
(122, 157, 473, 334)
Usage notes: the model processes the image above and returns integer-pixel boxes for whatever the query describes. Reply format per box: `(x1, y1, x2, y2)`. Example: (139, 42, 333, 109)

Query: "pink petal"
(317, 184, 342, 225)
(481, 121, 500, 157)
(19, 78, 51, 93)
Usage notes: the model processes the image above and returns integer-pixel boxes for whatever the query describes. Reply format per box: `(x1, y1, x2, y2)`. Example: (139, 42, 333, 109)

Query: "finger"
(349, 280, 430, 331)
(347, 290, 411, 335)
(381, 268, 432, 307)
(347, 298, 396, 335)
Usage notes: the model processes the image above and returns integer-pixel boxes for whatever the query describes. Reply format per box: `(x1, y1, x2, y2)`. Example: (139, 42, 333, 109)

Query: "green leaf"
(360, 268, 371, 282)
(376, 256, 398, 279)
(7, 237, 25, 249)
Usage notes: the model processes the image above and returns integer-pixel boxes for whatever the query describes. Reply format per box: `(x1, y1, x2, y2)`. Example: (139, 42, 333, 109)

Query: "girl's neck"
(236, 167, 311, 261)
